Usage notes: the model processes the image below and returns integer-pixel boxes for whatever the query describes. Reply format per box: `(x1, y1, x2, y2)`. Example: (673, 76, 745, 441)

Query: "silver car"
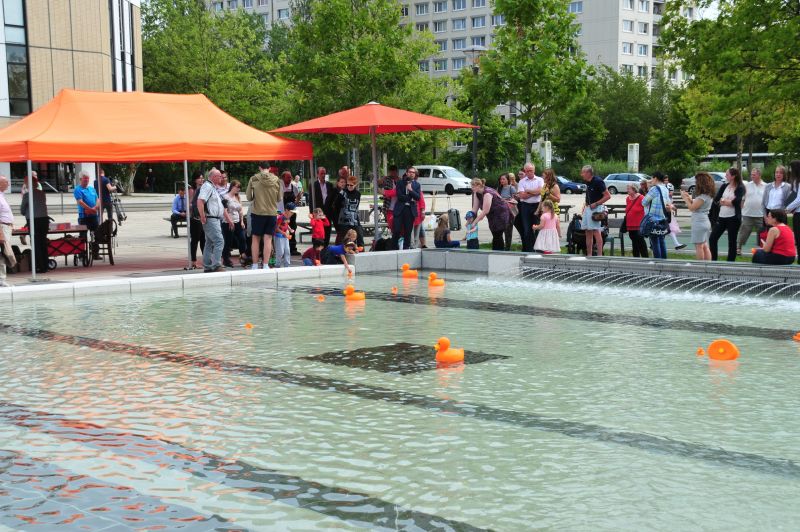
(680, 171, 726, 195)
(603, 173, 650, 194)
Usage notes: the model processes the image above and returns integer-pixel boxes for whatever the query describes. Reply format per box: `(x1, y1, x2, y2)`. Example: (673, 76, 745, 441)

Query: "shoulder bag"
(640, 187, 670, 237)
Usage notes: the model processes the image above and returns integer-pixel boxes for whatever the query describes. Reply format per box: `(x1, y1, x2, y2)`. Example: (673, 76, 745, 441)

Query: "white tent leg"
(26, 160, 36, 280)
(184, 161, 191, 268)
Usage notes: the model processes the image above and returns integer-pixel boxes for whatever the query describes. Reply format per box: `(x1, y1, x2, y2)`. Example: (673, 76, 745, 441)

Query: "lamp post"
(464, 45, 487, 178)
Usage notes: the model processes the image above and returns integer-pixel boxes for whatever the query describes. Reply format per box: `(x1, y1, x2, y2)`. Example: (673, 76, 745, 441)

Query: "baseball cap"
(285, 202, 297, 212)
(465, 211, 475, 219)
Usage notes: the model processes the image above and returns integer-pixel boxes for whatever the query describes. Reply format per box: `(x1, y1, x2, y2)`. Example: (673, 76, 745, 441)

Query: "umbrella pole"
(184, 161, 191, 268)
(26, 160, 36, 281)
(370, 127, 379, 240)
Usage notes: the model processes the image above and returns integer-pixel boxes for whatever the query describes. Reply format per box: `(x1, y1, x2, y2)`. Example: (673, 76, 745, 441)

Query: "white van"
(413, 165, 472, 195)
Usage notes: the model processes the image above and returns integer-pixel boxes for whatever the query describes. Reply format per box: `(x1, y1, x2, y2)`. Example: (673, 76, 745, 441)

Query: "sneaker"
(0, 281, 10, 288)
(675, 244, 687, 250)
(251, 264, 260, 270)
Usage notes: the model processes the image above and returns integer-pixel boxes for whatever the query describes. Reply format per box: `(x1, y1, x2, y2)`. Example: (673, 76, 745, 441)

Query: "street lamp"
(464, 45, 487, 178)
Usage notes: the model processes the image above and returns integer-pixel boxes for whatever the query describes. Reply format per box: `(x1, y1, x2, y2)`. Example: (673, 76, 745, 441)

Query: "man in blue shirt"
(74, 171, 99, 231)
(94, 168, 116, 222)
(170, 187, 187, 238)
(581, 164, 611, 256)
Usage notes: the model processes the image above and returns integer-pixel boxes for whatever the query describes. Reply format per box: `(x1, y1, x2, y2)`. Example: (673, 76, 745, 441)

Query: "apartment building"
(0, 0, 143, 184)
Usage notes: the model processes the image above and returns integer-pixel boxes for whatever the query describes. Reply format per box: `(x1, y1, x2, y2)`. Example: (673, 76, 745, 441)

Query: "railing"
(42, 180, 65, 215)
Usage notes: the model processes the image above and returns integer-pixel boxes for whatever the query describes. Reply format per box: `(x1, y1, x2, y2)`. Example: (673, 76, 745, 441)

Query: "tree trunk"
(735, 134, 743, 174)
(123, 163, 140, 196)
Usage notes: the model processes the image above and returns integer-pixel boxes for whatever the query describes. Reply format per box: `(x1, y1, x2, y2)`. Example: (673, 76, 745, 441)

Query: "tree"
(648, 93, 710, 179)
(471, 0, 588, 162)
(550, 97, 606, 163)
(143, 0, 291, 132)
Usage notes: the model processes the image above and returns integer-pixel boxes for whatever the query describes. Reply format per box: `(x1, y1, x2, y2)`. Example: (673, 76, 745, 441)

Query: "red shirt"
(771, 225, 796, 257)
(302, 246, 321, 263)
(310, 217, 330, 239)
(625, 194, 645, 230)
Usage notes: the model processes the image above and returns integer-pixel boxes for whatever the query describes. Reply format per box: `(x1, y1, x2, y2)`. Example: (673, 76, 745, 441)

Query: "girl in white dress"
(533, 200, 561, 253)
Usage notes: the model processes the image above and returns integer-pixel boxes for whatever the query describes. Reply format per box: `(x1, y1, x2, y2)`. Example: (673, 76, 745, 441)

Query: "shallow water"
(1, 272, 799, 530)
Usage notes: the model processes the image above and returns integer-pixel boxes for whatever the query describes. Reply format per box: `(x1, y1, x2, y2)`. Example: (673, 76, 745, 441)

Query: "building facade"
(0, 0, 143, 187)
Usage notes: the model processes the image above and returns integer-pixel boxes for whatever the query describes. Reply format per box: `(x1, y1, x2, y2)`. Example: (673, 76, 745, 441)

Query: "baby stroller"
(566, 213, 608, 256)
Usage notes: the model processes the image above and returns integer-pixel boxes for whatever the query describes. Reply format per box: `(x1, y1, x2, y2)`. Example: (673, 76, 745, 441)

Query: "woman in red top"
(625, 183, 648, 257)
(753, 209, 796, 265)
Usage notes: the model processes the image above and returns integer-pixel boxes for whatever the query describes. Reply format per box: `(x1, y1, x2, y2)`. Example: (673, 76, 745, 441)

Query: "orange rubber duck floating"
(401, 263, 418, 279)
(343, 284, 366, 301)
(316, 295, 326, 302)
(244, 322, 254, 330)
(391, 286, 398, 295)
(428, 272, 445, 287)
(434, 337, 464, 364)
(697, 339, 740, 361)
(792, 331, 800, 342)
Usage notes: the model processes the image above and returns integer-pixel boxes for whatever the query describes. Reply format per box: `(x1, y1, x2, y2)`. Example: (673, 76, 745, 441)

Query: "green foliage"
(143, 0, 292, 131)
(648, 94, 710, 180)
(550, 97, 606, 162)
(474, 0, 588, 161)
(553, 159, 628, 180)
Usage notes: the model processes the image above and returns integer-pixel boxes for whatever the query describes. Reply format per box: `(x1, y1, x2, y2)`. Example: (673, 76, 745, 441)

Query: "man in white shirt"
(736, 168, 767, 255)
(198, 168, 233, 272)
(516, 162, 544, 252)
(0, 176, 15, 286)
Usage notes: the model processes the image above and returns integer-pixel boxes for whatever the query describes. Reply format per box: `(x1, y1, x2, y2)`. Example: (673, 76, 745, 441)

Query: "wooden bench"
(606, 218, 626, 256)
(163, 217, 187, 237)
(560, 204, 573, 221)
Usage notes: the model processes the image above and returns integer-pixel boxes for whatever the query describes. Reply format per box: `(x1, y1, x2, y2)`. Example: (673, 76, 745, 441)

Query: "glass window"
(243, 0, 253, 7)
(277, 8, 290, 19)
(434, 59, 448, 71)
(638, 22, 648, 34)
(568, 1, 583, 14)
(400, 5, 409, 16)
(452, 58, 465, 70)
(492, 14, 505, 26)
(434, 1, 447, 12)
(472, 0, 486, 6)
(259, 0, 268, 5)
(638, 44, 648, 56)
(623, 0, 633, 8)
(452, 0, 466, 11)
(228, 0, 238, 8)
(7, 63, 28, 100)
(3, 0, 24, 26)
(638, 0, 649, 12)
(5, 44, 26, 64)
(416, 3, 429, 15)
(435, 39, 447, 51)
(4, 26, 25, 44)
(472, 15, 485, 28)
(452, 38, 465, 50)
(623, 20, 633, 32)
(261, 13, 269, 26)
(416, 22, 429, 31)
(434, 20, 446, 32)
(452, 18, 466, 30)
(471, 35, 485, 47)
(637, 66, 648, 77)
(622, 42, 633, 54)
(419, 60, 430, 72)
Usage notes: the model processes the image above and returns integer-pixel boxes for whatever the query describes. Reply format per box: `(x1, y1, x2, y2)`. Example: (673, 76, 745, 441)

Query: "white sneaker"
(0, 281, 10, 288)
(251, 264, 259, 270)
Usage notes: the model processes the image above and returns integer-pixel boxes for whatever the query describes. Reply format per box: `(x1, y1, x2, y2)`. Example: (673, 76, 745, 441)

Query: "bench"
(560, 204, 573, 221)
(163, 216, 187, 237)
(605, 218, 627, 256)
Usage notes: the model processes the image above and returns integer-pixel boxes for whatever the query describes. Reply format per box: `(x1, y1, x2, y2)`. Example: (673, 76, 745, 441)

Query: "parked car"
(413, 165, 472, 195)
(557, 176, 586, 194)
(603, 173, 650, 194)
(680, 171, 726, 195)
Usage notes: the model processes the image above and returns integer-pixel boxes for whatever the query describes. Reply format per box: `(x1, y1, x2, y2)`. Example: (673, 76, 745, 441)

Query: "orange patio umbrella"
(272, 102, 475, 236)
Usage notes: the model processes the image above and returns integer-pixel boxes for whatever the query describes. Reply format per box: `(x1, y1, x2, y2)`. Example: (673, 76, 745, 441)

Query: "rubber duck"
(428, 272, 445, 287)
(343, 284, 366, 301)
(696, 347, 705, 356)
(401, 263, 418, 279)
(244, 322, 254, 330)
(434, 337, 464, 364)
(316, 295, 326, 302)
(707, 339, 739, 361)
(792, 331, 800, 342)
(391, 286, 398, 295)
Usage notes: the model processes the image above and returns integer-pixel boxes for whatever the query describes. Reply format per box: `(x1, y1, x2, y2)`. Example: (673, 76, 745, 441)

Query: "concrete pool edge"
(0, 265, 353, 304)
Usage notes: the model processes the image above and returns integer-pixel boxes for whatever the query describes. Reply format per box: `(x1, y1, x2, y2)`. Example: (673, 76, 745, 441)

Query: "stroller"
(566, 213, 609, 256)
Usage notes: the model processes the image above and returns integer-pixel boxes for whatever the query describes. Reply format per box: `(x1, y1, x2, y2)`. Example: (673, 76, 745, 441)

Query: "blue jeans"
(650, 235, 667, 259)
(303, 258, 314, 266)
(519, 202, 539, 252)
(202, 218, 223, 270)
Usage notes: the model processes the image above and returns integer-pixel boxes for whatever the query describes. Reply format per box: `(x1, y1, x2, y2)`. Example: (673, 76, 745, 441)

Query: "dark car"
(557, 176, 586, 194)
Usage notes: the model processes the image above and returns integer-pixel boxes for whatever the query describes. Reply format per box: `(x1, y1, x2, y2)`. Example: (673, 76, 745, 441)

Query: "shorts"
(250, 214, 277, 236)
(581, 206, 603, 231)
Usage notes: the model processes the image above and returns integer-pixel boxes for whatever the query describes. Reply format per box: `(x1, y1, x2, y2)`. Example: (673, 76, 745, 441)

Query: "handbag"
(591, 206, 608, 221)
(619, 215, 628, 235)
(640, 187, 671, 237)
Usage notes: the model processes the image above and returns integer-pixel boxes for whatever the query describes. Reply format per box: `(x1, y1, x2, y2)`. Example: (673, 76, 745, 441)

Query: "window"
(668, 69, 677, 81)
(638, 0, 649, 12)
(435, 39, 447, 51)
(434, 1, 447, 12)
(228, 0, 237, 8)
(416, 22, 429, 31)
(452, 57, 465, 70)
(638, 44, 648, 56)
(434, 20, 446, 32)
(416, 3, 429, 15)
(638, 22, 648, 34)
(419, 60, 430, 72)
(472, 15, 486, 28)
(452, 18, 466, 30)
(259, 0, 268, 5)
(452, 37, 466, 50)
(243, 0, 253, 7)
(434, 59, 448, 72)
(277, 8, 289, 19)
(400, 4, 409, 16)
(622, 42, 633, 55)
(652, 24, 661, 37)
(653, 3, 662, 14)
(622, 20, 633, 32)
(453, 0, 466, 11)
(213, 2, 223, 11)
(623, 0, 633, 9)
(472, 0, 486, 6)
(6, 41, 29, 116)
(621, 64, 633, 73)
(568, 1, 583, 14)
(453, 140, 466, 148)
(492, 14, 505, 26)
(637, 65, 648, 77)
(471, 35, 485, 47)
(684, 7, 694, 18)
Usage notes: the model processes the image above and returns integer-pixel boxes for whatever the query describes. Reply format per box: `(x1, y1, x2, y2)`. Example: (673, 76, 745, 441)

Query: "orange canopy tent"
(0, 89, 313, 278)
(0, 89, 312, 162)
